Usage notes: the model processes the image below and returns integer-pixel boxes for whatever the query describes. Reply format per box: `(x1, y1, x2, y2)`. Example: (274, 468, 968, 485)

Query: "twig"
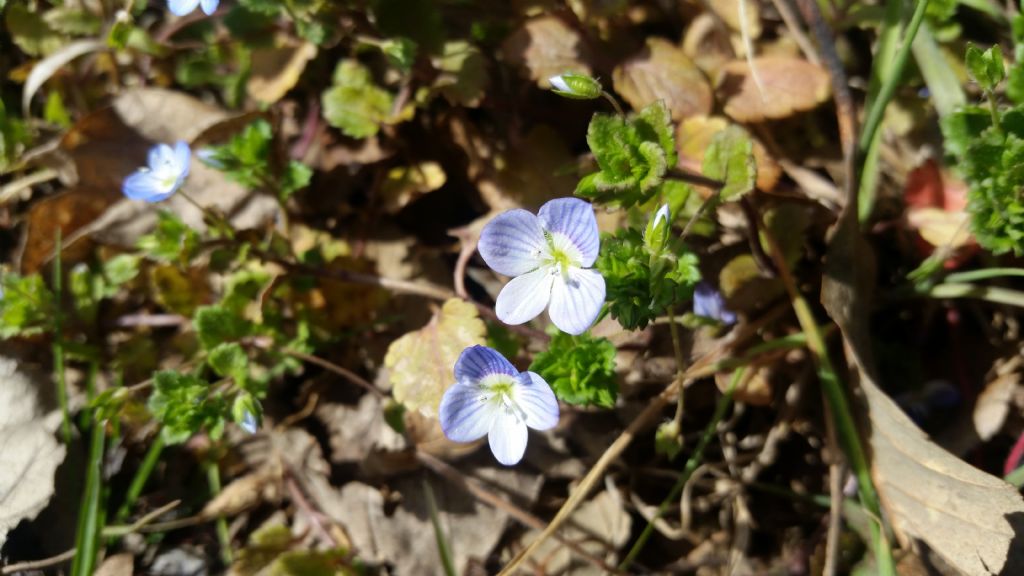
(281, 349, 385, 398)
(415, 451, 626, 575)
(770, 0, 821, 65)
(284, 468, 339, 547)
(1, 550, 77, 574)
(105, 500, 182, 538)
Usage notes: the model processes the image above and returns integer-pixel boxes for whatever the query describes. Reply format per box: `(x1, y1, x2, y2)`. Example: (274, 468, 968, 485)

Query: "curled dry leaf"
(482, 125, 577, 212)
(718, 57, 831, 122)
(677, 115, 781, 191)
(384, 298, 487, 416)
(502, 15, 591, 87)
(973, 356, 1020, 442)
(612, 37, 713, 121)
(247, 40, 317, 105)
(716, 365, 772, 406)
(200, 469, 280, 519)
(0, 352, 67, 548)
(821, 213, 1024, 576)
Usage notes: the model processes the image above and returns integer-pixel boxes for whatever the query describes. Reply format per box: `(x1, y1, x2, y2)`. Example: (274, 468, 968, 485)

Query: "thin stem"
(70, 420, 105, 576)
(618, 367, 746, 570)
(987, 88, 1003, 132)
(423, 480, 457, 576)
(178, 190, 235, 240)
(53, 228, 71, 444)
(667, 305, 686, 428)
(600, 90, 625, 116)
(206, 462, 233, 564)
(944, 267, 1024, 283)
(116, 432, 166, 522)
(916, 282, 1024, 308)
(680, 189, 722, 240)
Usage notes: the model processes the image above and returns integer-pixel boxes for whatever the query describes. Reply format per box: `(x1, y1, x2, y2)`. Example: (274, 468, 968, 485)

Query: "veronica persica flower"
(439, 345, 559, 466)
(168, 0, 219, 16)
(693, 281, 737, 325)
(122, 141, 191, 203)
(478, 198, 606, 335)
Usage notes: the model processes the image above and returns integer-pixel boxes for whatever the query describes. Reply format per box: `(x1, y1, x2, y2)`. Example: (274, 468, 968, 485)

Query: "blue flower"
(168, 0, 219, 16)
(122, 141, 191, 203)
(478, 198, 606, 335)
(693, 281, 737, 325)
(439, 345, 559, 466)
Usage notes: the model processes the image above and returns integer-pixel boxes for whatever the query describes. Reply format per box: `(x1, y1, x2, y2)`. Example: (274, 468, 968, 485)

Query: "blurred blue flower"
(122, 141, 191, 203)
(693, 281, 737, 325)
(168, 0, 219, 16)
(478, 198, 605, 335)
(440, 345, 559, 466)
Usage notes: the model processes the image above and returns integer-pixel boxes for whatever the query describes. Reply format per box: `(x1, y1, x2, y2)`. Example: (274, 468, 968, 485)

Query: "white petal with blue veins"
(478, 209, 548, 277)
(548, 267, 605, 335)
(495, 267, 554, 326)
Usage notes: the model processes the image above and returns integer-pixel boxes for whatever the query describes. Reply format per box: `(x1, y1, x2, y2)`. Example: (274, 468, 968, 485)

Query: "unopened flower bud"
(548, 73, 603, 100)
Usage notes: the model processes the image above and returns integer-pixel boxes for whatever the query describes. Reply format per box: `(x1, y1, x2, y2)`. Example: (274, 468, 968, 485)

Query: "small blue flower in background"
(440, 345, 559, 466)
(693, 281, 737, 325)
(478, 198, 606, 335)
(168, 0, 219, 16)
(122, 141, 191, 203)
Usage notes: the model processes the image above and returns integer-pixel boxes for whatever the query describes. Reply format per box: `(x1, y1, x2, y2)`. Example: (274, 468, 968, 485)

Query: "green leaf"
(0, 273, 54, 338)
(941, 106, 991, 158)
(530, 332, 617, 407)
(702, 125, 756, 200)
(5, 3, 61, 56)
(577, 102, 678, 208)
(321, 60, 395, 138)
(137, 210, 201, 264)
(149, 371, 226, 444)
(43, 92, 71, 128)
(281, 160, 313, 200)
(380, 37, 418, 72)
(208, 342, 248, 384)
(966, 43, 1005, 92)
(43, 6, 102, 36)
(194, 305, 252, 350)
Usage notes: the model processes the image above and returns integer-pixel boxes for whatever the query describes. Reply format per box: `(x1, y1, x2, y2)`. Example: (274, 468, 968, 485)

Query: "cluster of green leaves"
(137, 211, 202, 264)
(576, 101, 678, 208)
(70, 255, 141, 325)
(199, 119, 312, 201)
(597, 227, 701, 331)
(148, 370, 228, 444)
(942, 44, 1024, 255)
(321, 60, 402, 139)
(529, 332, 617, 407)
(237, 0, 334, 45)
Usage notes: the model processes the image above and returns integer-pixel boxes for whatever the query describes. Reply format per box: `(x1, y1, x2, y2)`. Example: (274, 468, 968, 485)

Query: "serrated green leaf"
(530, 332, 617, 407)
(941, 106, 991, 158)
(702, 125, 756, 200)
(966, 43, 1005, 92)
(633, 100, 676, 167)
(194, 305, 252, 350)
(149, 371, 226, 444)
(208, 342, 248, 383)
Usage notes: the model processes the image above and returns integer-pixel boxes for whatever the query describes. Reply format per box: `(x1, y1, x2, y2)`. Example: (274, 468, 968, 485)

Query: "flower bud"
(548, 73, 603, 100)
(643, 203, 671, 253)
(232, 393, 262, 434)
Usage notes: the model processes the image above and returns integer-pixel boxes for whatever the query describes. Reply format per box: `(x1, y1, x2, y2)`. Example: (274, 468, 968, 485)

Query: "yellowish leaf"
(906, 206, 973, 248)
(379, 161, 447, 213)
(385, 298, 487, 416)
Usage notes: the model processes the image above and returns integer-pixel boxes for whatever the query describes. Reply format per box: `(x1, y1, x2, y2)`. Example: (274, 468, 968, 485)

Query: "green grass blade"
(70, 420, 106, 576)
(423, 479, 457, 576)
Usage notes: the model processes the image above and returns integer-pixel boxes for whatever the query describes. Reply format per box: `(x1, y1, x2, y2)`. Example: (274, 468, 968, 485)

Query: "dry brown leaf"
(312, 468, 542, 576)
(201, 470, 279, 519)
(384, 298, 487, 416)
(821, 211, 1024, 575)
(612, 37, 712, 121)
(682, 13, 733, 75)
(511, 489, 631, 574)
(0, 352, 66, 548)
(974, 357, 1021, 442)
(94, 553, 135, 576)
(502, 15, 591, 87)
(677, 115, 781, 191)
(718, 57, 831, 122)
(19, 186, 113, 273)
(906, 207, 972, 248)
(247, 41, 317, 105)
